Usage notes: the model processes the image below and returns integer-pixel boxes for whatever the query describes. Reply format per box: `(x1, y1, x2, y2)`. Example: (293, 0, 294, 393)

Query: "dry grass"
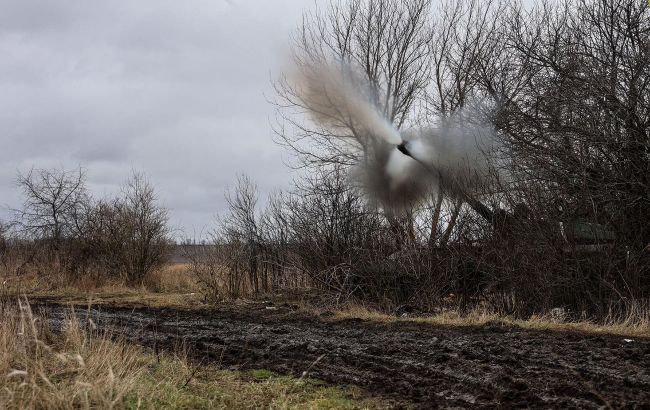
(23, 289, 207, 310)
(322, 303, 650, 339)
(1, 263, 207, 310)
(0, 299, 144, 408)
(1, 262, 201, 296)
(0, 299, 391, 409)
(143, 263, 202, 294)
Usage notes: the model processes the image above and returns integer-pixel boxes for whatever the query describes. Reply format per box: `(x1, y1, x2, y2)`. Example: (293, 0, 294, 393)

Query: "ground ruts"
(35, 301, 650, 408)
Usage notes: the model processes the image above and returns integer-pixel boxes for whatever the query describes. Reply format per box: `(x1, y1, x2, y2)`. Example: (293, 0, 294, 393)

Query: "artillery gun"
(396, 142, 615, 247)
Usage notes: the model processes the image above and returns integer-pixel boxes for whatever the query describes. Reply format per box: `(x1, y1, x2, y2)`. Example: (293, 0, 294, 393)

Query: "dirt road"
(36, 301, 650, 408)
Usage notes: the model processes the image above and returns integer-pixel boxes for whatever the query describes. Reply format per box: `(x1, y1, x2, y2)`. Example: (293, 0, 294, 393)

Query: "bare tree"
(259, 190, 296, 290)
(115, 172, 171, 285)
(183, 234, 243, 301)
(221, 174, 265, 294)
(421, 0, 508, 244)
(275, 0, 433, 169)
(284, 165, 391, 295)
(187, 175, 290, 298)
(70, 173, 170, 284)
(10, 167, 169, 284)
(496, 0, 650, 249)
(15, 167, 88, 248)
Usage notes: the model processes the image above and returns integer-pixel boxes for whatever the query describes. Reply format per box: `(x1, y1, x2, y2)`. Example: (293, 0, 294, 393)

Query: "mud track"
(36, 301, 650, 408)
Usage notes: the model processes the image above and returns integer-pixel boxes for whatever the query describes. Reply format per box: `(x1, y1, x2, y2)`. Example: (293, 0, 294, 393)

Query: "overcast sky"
(0, 0, 311, 238)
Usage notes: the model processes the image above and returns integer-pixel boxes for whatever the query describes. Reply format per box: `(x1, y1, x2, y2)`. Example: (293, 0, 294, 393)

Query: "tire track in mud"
(35, 302, 650, 408)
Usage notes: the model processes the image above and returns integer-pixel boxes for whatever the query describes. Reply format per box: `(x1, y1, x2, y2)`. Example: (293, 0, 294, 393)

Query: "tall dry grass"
(0, 299, 143, 409)
(0, 262, 202, 306)
(143, 263, 200, 294)
(0, 299, 390, 409)
(314, 300, 650, 338)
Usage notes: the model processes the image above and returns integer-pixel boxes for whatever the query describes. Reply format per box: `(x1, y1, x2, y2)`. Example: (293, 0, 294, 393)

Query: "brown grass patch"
(0, 299, 145, 408)
(320, 303, 650, 339)
(143, 263, 201, 294)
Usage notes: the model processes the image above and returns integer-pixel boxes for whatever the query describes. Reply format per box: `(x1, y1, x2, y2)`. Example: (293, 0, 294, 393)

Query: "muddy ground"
(34, 300, 650, 409)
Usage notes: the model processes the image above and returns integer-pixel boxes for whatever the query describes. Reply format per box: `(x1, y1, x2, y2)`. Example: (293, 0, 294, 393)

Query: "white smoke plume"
(289, 62, 402, 145)
(290, 61, 500, 211)
(398, 116, 500, 199)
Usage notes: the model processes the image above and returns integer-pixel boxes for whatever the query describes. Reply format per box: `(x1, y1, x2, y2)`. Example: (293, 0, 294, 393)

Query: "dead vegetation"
(0, 299, 391, 409)
(320, 302, 650, 339)
(1, 299, 142, 408)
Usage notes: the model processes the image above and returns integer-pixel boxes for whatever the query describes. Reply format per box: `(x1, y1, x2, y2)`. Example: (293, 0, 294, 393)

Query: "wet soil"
(34, 301, 650, 409)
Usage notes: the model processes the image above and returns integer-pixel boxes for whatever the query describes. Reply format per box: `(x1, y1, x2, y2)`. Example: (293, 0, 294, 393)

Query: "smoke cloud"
(399, 115, 500, 199)
(290, 61, 500, 211)
(289, 63, 402, 145)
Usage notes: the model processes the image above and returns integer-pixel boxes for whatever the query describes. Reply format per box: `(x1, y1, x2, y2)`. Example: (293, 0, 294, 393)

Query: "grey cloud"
(0, 0, 308, 237)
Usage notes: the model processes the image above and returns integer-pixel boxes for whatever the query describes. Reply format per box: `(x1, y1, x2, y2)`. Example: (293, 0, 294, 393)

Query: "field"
(0, 262, 647, 409)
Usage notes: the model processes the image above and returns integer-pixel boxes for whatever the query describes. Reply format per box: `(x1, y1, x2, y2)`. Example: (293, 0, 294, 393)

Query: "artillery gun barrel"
(396, 142, 496, 225)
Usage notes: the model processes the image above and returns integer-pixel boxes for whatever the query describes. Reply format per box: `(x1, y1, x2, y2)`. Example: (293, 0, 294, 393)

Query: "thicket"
(187, 0, 649, 319)
(2, 169, 170, 286)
